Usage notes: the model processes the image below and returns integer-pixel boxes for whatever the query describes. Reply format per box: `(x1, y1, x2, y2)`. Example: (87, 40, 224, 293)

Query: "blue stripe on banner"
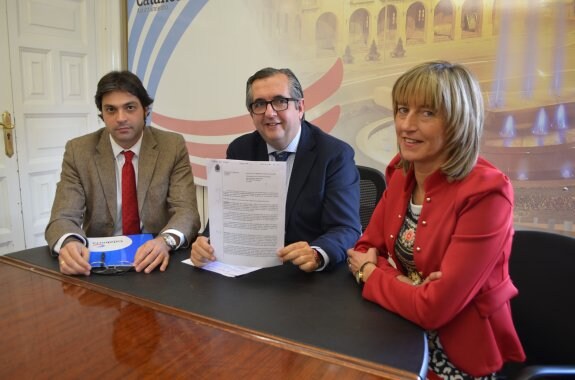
(135, 4, 179, 80)
(146, 0, 209, 98)
(127, 0, 147, 71)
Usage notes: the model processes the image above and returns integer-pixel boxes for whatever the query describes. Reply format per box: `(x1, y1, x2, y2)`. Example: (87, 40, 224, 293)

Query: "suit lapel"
(137, 127, 159, 214)
(285, 122, 316, 222)
(95, 130, 117, 222)
(255, 137, 269, 161)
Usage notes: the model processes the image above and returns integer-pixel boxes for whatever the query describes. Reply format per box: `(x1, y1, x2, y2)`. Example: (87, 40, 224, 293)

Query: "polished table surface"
(0, 247, 428, 379)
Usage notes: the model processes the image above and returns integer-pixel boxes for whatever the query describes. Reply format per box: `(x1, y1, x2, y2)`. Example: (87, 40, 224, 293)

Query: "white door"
(0, 0, 25, 254)
(0, 0, 122, 254)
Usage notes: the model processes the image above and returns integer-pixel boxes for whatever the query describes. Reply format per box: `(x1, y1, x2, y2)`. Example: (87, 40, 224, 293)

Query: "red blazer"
(355, 154, 525, 376)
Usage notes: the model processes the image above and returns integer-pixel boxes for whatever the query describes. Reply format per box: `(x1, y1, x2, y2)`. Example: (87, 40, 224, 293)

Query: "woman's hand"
(346, 247, 379, 282)
(396, 271, 442, 286)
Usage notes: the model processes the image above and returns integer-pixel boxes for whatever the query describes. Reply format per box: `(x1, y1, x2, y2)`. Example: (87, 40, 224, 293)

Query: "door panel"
(0, 0, 25, 254)
(2, 0, 101, 251)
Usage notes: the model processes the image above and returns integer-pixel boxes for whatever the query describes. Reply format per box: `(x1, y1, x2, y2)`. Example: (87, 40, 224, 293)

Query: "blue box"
(88, 234, 153, 271)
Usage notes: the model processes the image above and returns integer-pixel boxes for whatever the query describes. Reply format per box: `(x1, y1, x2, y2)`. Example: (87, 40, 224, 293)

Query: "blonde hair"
(392, 61, 484, 181)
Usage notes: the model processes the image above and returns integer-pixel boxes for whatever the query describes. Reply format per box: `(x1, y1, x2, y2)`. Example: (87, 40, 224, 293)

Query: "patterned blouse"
(394, 199, 496, 380)
(394, 200, 423, 285)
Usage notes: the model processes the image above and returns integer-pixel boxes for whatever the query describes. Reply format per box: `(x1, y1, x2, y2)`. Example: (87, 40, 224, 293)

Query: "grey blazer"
(45, 126, 200, 250)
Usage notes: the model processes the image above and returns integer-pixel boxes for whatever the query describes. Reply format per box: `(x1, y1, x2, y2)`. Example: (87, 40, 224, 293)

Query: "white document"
(207, 159, 286, 268)
(181, 258, 261, 277)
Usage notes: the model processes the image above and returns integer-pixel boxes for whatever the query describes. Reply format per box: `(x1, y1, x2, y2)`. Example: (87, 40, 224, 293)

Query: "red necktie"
(121, 150, 140, 235)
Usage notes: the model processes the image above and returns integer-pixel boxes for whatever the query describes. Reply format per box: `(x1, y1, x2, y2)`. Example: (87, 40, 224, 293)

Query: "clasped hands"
(346, 247, 442, 285)
(191, 237, 321, 272)
(58, 236, 172, 276)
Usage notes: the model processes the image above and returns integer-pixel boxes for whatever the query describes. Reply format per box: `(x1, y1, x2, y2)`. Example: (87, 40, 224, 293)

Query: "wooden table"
(0, 247, 428, 379)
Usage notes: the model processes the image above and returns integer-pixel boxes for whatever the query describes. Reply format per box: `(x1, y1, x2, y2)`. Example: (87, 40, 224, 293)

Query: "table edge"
(0, 255, 423, 380)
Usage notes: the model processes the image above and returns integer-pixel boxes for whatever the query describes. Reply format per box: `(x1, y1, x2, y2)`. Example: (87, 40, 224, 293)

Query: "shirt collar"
(266, 127, 301, 155)
(110, 132, 143, 159)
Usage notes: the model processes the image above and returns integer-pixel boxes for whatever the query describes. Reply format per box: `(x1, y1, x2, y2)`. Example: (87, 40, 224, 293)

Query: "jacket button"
(416, 246, 421, 252)
(426, 197, 431, 202)
(422, 220, 427, 225)
(389, 234, 394, 239)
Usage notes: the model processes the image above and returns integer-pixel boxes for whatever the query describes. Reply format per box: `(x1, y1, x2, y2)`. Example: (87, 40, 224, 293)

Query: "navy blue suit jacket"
(226, 121, 361, 269)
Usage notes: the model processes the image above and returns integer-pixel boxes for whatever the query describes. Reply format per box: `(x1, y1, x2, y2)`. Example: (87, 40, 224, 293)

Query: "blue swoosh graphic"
(128, 0, 208, 98)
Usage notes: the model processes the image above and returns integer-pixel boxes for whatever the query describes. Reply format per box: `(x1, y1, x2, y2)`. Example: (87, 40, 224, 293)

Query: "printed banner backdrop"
(128, 0, 575, 236)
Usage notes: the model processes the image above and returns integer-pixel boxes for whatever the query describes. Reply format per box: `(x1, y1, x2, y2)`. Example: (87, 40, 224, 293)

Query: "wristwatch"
(355, 261, 375, 284)
(313, 249, 325, 269)
(160, 233, 178, 251)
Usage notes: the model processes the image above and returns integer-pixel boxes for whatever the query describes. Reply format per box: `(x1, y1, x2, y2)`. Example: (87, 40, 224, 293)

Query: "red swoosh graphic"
(186, 105, 341, 159)
(312, 105, 340, 134)
(191, 163, 207, 181)
(152, 58, 343, 136)
(187, 105, 341, 180)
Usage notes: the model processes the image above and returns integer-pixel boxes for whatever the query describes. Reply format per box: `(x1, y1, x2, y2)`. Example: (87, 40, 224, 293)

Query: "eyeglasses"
(249, 97, 299, 115)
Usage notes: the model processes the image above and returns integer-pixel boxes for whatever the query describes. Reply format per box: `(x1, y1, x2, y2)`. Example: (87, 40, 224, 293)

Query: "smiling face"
(249, 73, 304, 150)
(395, 102, 449, 174)
(101, 90, 147, 149)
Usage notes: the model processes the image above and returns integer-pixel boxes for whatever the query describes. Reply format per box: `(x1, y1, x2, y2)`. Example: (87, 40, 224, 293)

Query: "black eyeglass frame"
(249, 97, 300, 115)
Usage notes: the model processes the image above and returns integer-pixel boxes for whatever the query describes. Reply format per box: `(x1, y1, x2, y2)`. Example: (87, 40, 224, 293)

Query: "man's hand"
(59, 240, 91, 276)
(190, 236, 215, 267)
(133, 236, 170, 273)
(278, 241, 319, 272)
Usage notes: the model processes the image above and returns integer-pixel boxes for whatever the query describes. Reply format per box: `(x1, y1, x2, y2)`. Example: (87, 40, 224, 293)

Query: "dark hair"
(94, 71, 154, 115)
(245, 67, 304, 112)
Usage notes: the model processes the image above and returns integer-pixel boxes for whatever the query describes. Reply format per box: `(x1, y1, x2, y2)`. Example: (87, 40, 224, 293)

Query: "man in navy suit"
(191, 67, 361, 272)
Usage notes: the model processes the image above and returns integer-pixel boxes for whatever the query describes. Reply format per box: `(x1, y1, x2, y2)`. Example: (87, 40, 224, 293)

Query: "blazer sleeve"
(310, 142, 361, 268)
(44, 140, 88, 251)
(160, 134, 201, 246)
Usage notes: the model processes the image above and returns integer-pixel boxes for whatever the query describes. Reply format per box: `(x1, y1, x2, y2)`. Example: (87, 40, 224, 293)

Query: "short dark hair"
(245, 67, 304, 111)
(94, 71, 154, 114)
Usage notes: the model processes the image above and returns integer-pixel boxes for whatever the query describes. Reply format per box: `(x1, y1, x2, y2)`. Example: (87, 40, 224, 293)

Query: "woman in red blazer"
(347, 61, 525, 379)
